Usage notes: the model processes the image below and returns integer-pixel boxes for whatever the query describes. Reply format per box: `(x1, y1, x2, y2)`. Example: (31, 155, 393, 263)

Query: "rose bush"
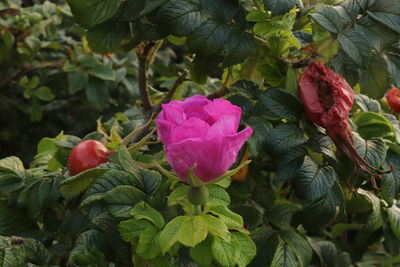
(155, 95, 252, 182)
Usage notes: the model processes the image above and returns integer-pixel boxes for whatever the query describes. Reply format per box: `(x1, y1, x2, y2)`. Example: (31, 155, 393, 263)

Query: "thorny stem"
(136, 42, 156, 113)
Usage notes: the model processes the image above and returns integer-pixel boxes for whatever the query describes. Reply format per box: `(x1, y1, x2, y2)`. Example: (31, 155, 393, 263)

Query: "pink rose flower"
(155, 95, 253, 183)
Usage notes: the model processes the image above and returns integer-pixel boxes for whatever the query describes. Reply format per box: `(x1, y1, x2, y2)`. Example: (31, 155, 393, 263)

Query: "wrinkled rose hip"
(298, 62, 390, 189)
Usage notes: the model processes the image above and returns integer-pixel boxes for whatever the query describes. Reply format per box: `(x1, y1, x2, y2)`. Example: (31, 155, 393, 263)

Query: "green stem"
(194, 205, 202, 215)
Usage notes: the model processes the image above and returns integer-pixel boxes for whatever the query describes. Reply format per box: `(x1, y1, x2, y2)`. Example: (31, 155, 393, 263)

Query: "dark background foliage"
(0, 0, 400, 266)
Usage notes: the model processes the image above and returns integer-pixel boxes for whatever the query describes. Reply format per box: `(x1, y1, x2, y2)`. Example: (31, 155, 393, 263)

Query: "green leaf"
(251, 227, 279, 266)
(177, 215, 208, 247)
(23, 238, 51, 265)
(87, 22, 129, 54)
(294, 156, 336, 201)
(367, 0, 400, 34)
(81, 170, 142, 207)
(354, 94, 381, 113)
(232, 232, 257, 267)
(353, 133, 388, 168)
(70, 230, 108, 262)
(68, 72, 89, 95)
(0, 239, 26, 266)
(208, 205, 244, 231)
(87, 64, 116, 81)
(0, 202, 37, 235)
(159, 216, 185, 253)
(337, 29, 370, 65)
(19, 177, 61, 219)
(118, 146, 142, 179)
(337, 0, 360, 22)
(245, 117, 273, 157)
(311, 4, 344, 34)
(130, 201, 165, 229)
(294, 182, 345, 231)
(208, 184, 230, 206)
(230, 205, 262, 230)
(263, 0, 298, 16)
(353, 112, 395, 139)
(202, 214, 230, 241)
(187, 20, 231, 54)
(103, 185, 147, 217)
(270, 240, 298, 267)
(141, 0, 168, 16)
(155, 0, 208, 36)
(385, 150, 400, 198)
(119, 219, 152, 242)
(256, 88, 303, 122)
(357, 188, 384, 231)
(386, 53, 400, 87)
(265, 201, 301, 229)
(202, 0, 238, 22)
(279, 230, 312, 267)
(211, 234, 241, 267)
(67, 0, 125, 28)
(34, 86, 55, 101)
(0, 156, 25, 175)
(140, 169, 162, 196)
(265, 124, 307, 155)
(168, 185, 189, 206)
(30, 99, 43, 122)
(189, 236, 213, 267)
(356, 17, 399, 53)
(275, 147, 307, 181)
(222, 29, 257, 66)
(86, 78, 110, 109)
(387, 205, 400, 239)
(59, 168, 109, 199)
(136, 226, 161, 259)
(359, 55, 390, 99)
(308, 239, 338, 267)
(0, 173, 23, 192)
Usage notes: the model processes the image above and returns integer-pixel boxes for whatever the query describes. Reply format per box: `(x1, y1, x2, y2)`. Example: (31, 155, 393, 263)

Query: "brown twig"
(136, 42, 156, 113)
(0, 61, 64, 90)
(0, 8, 20, 18)
(206, 68, 233, 99)
(152, 69, 189, 114)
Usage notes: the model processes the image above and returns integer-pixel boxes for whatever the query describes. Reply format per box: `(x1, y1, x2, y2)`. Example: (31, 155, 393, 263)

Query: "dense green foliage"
(1, 0, 400, 266)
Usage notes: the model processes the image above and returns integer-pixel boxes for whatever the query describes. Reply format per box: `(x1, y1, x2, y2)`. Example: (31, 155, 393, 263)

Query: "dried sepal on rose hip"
(298, 62, 391, 189)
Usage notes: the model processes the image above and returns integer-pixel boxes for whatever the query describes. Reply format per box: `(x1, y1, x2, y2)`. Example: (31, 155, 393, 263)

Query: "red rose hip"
(68, 140, 112, 175)
(386, 88, 400, 112)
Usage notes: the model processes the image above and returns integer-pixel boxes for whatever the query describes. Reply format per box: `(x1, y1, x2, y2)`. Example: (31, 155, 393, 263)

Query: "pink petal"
(170, 117, 210, 144)
(161, 102, 186, 125)
(154, 119, 175, 145)
(166, 126, 253, 182)
(207, 113, 239, 137)
(180, 94, 211, 121)
(204, 98, 241, 125)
